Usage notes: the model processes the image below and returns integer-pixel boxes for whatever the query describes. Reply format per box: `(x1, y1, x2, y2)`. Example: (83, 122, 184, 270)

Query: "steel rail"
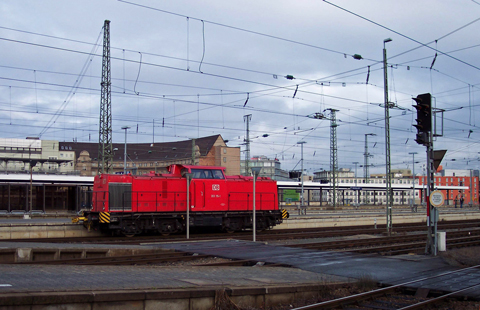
(292, 264, 480, 310)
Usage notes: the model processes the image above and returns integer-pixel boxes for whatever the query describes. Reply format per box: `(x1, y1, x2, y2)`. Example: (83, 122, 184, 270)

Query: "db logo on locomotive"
(212, 184, 220, 191)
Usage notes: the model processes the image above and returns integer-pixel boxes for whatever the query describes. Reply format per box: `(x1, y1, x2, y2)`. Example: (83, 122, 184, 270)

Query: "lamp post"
(353, 162, 358, 207)
(121, 126, 130, 174)
(29, 160, 35, 214)
(297, 141, 306, 214)
(185, 172, 193, 239)
(251, 166, 262, 242)
(409, 152, 418, 212)
(383, 37, 393, 235)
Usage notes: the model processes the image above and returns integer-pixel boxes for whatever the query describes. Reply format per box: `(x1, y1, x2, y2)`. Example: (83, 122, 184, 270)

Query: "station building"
(420, 168, 479, 206)
(240, 155, 290, 181)
(311, 168, 478, 207)
(59, 134, 240, 176)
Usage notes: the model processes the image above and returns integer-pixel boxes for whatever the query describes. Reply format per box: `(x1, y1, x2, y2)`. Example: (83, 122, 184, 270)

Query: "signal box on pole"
(413, 93, 432, 146)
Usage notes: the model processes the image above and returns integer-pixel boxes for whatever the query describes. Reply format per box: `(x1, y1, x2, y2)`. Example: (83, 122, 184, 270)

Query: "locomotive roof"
(179, 165, 226, 171)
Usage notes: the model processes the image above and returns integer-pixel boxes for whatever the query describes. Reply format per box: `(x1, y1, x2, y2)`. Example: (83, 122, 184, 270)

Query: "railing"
(93, 190, 187, 213)
(94, 190, 277, 213)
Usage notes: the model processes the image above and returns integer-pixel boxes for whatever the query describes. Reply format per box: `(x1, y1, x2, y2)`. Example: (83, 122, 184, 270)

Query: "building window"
(223, 157, 227, 163)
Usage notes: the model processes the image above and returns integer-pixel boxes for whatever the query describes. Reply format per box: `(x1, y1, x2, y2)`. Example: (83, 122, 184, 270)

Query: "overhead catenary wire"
(322, 0, 480, 71)
(2, 23, 476, 109)
(1, 4, 480, 172)
(116, 0, 374, 60)
(37, 27, 104, 137)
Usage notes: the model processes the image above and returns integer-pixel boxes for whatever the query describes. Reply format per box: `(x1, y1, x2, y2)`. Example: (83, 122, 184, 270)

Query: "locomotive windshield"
(183, 168, 225, 179)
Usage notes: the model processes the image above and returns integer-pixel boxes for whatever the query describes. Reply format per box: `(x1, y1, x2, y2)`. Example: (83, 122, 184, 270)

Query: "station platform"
(0, 239, 345, 309)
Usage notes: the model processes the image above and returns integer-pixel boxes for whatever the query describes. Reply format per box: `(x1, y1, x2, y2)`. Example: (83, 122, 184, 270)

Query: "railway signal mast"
(413, 93, 441, 255)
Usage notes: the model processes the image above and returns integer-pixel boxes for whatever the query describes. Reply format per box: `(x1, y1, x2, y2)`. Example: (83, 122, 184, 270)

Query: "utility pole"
(297, 141, 306, 213)
(469, 169, 473, 207)
(409, 152, 418, 211)
(326, 108, 339, 209)
(426, 132, 436, 254)
(353, 162, 358, 207)
(122, 126, 130, 175)
(364, 133, 376, 205)
(244, 114, 252, 176)
(383, 38, 393, 234)
(191, 138, 196, 165)
(413, 93, 436, 255)
(98, 20, 113, 174)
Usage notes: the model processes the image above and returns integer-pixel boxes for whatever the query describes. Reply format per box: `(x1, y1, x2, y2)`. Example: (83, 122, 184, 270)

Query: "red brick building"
(417, 170, 478, 206)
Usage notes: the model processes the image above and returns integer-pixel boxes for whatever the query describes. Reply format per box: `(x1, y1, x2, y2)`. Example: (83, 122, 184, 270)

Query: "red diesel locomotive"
(83, 164, 287, 236)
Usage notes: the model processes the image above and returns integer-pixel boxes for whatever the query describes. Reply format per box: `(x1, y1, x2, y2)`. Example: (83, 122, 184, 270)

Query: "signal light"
(412, 93, 432, 145)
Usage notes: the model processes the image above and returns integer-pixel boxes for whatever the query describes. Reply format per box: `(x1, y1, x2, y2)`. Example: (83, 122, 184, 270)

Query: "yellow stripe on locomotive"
(99, 212, 111, 223)
(281, 209, 289, 219)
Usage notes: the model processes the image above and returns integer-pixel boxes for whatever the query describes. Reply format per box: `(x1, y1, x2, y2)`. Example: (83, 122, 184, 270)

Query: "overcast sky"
(1, 0, 480, 175)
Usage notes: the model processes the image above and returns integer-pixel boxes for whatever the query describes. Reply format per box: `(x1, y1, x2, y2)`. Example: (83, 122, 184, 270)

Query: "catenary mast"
(98, 20, 113, 174)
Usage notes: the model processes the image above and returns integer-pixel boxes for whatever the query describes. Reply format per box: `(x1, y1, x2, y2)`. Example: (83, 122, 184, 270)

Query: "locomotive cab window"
(184, 168, 225, 179)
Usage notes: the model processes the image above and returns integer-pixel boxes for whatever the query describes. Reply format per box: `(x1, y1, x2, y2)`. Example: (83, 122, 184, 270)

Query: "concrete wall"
(0, 247, 166, 263)
(0, 223, 102, 240)
(276, 211, 480, 229)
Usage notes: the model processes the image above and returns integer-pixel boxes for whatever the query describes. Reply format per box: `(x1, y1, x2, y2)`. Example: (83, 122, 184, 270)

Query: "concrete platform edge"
(0, 283, 339, 310)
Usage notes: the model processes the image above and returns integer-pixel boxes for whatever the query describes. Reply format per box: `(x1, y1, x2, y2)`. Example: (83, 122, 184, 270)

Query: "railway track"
(288, 228, 480, 255)
(15, 251, 209, 265)
(291, 265, 480, 310)
(6, 219, 480, 245)
(2, 219, 479, 266)
(6, 229, 480, 266)
(12, 250, 286, 267)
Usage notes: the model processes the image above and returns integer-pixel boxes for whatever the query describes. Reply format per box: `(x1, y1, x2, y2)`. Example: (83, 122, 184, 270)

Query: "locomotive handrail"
(94, 188, 275, 213)
(97, 190, 188, 213)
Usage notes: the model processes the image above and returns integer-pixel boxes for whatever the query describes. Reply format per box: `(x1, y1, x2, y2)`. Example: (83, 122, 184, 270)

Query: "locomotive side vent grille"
(109, 183, 132, 211)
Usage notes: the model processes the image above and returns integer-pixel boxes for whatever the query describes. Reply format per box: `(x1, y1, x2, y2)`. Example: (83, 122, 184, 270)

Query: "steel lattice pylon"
(327, 108, 338, 209)
(98, 20, 113, 174)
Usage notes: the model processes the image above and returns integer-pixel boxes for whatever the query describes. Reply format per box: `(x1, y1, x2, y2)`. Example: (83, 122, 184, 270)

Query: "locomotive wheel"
(225, 228, 235, 234)
(159, 221, 177, 236)
(256, 219, 268, 231)
(123, 233, 136, 238)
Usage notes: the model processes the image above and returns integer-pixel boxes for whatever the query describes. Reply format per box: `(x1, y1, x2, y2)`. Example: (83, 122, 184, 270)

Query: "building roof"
(59, 135, 223, 162)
